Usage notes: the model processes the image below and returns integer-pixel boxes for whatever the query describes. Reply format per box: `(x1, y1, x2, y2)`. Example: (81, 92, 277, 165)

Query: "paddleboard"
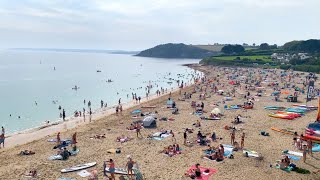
(105, 167, 135, 175)
(285, 150, 303, 157)
(141, 106, 156, 108)
(243, 150, 259, 157)
(61, 162, 96, 173)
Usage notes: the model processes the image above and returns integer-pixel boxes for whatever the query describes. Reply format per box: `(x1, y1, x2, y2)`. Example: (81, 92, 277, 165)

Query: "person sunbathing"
(175, 144, 180, 151)
(203, 152, 218, 160)
(233, 141, 240, 151)
(92, 134, 106, 139)
(194, 120, 201, 127)
(116, 135, 132, 143)
(203, 145, 213, 152)
(284, 156, 290, 167)
(158, 129, 168, 137)
(25, 170, 37, 177)
(127, 124, 136, 130)
(279, 159, 287, 169)
(19, 150, 35, 155)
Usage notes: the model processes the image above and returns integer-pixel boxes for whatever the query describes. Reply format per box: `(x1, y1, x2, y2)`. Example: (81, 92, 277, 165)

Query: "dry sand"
(0, 65, 319, 180)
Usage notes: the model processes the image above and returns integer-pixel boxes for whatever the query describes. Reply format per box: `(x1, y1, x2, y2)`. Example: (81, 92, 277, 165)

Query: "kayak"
(293, 104, 317, 110)
(61, 162, 96, 173)
(264, 106, 285, 110)
(271, 127, 295, 135)
(286, 108, 306, 114)
(304, 134, 320, 141)
(276, 111, 301, 118)
(268, 113, 295, 120)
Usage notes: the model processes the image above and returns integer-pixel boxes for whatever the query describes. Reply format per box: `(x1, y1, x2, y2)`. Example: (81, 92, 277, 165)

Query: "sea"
(0, 49, 200, 134)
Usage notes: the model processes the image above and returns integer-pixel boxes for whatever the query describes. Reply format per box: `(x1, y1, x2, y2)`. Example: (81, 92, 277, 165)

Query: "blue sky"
(0, 0, 319, 50)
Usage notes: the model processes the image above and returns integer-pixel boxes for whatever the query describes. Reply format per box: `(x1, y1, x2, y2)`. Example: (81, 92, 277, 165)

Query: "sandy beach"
(0, 64, 319, 180)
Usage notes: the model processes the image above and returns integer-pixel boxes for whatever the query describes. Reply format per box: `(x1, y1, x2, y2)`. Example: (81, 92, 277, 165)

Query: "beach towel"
(77, 170, 91, 177)
(186, 165, 217, 180)
(275, 161, 293, 172)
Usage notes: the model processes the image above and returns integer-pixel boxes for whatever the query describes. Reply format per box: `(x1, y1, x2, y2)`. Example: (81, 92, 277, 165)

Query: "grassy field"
(210, 55, 272, 62)
(193, 45, 258, 52)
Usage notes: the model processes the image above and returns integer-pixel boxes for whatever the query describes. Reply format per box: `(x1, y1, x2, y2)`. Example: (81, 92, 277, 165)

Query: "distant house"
(271, 52, 310, 63)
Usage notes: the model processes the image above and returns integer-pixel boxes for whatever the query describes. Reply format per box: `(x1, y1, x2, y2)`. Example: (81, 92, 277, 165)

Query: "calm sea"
(0, 50, 200, 134)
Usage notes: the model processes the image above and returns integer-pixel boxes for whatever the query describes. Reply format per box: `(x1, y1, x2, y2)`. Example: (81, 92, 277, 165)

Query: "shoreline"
(3, 67, 201, 148)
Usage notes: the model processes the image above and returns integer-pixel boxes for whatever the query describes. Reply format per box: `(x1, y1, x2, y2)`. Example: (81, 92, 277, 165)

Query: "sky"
(0, 0, 319, 50)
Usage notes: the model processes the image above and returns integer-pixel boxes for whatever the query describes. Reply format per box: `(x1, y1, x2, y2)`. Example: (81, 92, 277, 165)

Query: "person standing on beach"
(89, 108, 92, 122)
(119, 104, 123, 115)
(307, 139, 313, 156)
(62, 109, 66, 121)
(230, 130, 235, 145)
(183, 129, 187, 145)
(100, 100, 104, 108)
(240, 132, 245, 149)
(170, 130, 176, 143)
(138, 96, 141, 103)
(136, 123, 143, 138)
(57, 132, 61, 143)
(0, 126, 5, 148)
(88, 101, 91, 108)
(105, 159, 115, 180)
(126, 156, 135, 179)
(118, 98, 121, 105)
(72, 132, 77, 147)
(303, 145, 307, 162)
(83, 108, 86, 121)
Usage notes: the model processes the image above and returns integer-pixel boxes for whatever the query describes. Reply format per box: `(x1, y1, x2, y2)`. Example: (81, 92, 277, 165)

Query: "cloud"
(0, 0, 318, 49)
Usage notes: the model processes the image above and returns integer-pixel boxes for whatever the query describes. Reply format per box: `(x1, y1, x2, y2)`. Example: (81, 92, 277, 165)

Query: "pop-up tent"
(166, 99, 174, 108)
(143, 116, 157, 128)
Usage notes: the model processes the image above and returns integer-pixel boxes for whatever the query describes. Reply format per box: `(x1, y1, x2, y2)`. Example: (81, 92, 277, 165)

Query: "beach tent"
(166, 99, 174, 107)
(211, 108, 221, 114)
(143, 116, 156, 128)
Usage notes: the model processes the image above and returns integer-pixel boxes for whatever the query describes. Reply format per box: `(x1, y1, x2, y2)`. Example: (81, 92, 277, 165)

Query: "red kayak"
(304, 134, 320, 141)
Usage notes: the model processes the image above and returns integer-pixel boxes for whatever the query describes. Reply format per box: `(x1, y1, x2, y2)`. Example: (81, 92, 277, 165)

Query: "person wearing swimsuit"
(126, 157, 135, 179)
(106, 159, 115, 180)
(195, 163, 201, 178)
(240, 132, 245, 149)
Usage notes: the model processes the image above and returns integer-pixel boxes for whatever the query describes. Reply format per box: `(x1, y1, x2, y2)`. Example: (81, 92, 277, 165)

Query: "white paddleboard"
(243, 150, 259, 157)
(105, 167, 135, 175)
(61, 162, 96, 173)
(287, 150, 303, 157)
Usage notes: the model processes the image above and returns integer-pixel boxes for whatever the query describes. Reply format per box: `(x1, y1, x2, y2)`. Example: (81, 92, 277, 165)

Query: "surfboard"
(105, 167, 135, 175)
(61, 162, 96, 173)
